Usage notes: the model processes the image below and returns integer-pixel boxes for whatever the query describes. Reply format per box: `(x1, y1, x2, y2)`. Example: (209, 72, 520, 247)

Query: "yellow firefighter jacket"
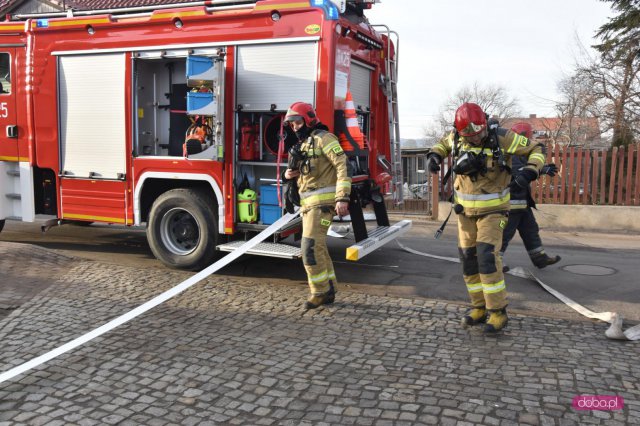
(431, 128, 545, 217)
(297, 130, 352, 212)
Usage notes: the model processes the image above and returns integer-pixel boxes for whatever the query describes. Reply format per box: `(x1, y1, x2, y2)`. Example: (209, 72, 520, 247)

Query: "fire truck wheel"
(147, 188, 217, 271)
(0, 219, 4, 233)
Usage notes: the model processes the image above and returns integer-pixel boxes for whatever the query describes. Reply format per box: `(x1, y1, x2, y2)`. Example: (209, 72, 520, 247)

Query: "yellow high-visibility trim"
(300, 192, 335, 206)
(455, 195, 510, 209)
(529, 153, 546, 163)
(322, 140, 341, 154)
(509, 203, 528, 210)
(466, 283, 483, 293)
(0, 156, 28, 162)
(507, 135, 527, 153)
(483, 281, 506, 294)
(151, 10, 207, 20)
(0, 24, 25, 31)
(255, 2, 310, 11)
(64, 213, 133, 224)
(346, 247, 358, 261)
(309, 270, 328, 284)
(336, 180, 351, 189)
(45, 18, 111, 28)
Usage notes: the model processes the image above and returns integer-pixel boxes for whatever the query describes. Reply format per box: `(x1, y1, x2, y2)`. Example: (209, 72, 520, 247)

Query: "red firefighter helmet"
(511, 122, 533, 139)
(284, 102, 319, 127)
(454, 102, 487, 137)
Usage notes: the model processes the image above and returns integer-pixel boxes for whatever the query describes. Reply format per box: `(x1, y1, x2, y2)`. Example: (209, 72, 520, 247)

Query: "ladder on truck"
(372, 25, 403, 206)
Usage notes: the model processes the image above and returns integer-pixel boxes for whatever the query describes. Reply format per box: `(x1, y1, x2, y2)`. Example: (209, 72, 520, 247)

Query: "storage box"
(187, 92, 213, 110)
(186, 56, 211, 75)
(186, 56, 218, 84)
(260, 204, 282, 225)
(260, 185, 280, 206)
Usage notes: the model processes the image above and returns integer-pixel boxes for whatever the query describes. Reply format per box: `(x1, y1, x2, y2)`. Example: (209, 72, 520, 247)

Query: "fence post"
(431, 172, 439, 220)
(625, 145, 634, 206)
(583, 149, 591, 204)
(574, 147, 583, 204)
(592, 150, 599, 205)
(609, 147, 618, 205)
(600, 149, 607, 205)
(635, 144, 640, 206)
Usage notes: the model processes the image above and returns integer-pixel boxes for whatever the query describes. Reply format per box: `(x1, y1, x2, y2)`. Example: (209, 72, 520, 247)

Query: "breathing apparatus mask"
(452, 151, 487, 177)
(288, 143, 309, 174)
(294, 124, 311, 141)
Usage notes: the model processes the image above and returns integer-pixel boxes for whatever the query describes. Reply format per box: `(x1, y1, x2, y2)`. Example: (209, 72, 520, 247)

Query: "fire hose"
(0, 212, 300, 385)
(396, 240, 640, 341)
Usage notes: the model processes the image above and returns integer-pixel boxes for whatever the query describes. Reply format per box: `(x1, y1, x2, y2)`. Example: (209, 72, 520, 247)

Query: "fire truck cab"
(0, 0, 409, 270)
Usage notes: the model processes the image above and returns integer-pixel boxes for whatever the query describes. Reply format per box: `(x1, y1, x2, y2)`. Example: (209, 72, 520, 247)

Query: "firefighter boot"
(325, 281, 336, 305)
(461, 306, 487, 328)
(530, 251, 561, 269)
(304, 292, 331, 310)
(484, 308, 508, 333)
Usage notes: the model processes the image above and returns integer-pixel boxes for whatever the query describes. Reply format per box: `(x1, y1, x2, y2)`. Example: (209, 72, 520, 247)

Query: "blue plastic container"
(186, 56, 213, 77)
(260, 185, 279, 205)
(260, 204, 282, 225)
(187, 92, 214, 111)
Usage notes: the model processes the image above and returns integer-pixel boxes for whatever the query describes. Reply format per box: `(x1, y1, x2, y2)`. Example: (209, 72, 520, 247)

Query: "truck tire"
(147, 188, 218, 271)
(0, 219, 4, 233)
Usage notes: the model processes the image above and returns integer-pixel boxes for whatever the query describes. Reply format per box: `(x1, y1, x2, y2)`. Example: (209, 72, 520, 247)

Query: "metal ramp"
(217, 241, 301, 259)
(372, 24, 403, 205)
(346, 219, 411, 261)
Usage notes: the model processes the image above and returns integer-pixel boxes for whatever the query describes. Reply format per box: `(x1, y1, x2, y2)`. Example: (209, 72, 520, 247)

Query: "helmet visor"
(458, 122, 486, 137)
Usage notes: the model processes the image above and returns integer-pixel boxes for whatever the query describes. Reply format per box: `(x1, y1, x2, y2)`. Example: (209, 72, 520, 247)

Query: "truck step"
(217, 241, 301, 259)
(346, 219, 412, 261)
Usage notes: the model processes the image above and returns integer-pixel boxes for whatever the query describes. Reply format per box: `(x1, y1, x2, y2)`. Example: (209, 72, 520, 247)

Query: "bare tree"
(552, 71, 604, 147)
(571, 43, 640, 146)
(427, 82, 521, 137)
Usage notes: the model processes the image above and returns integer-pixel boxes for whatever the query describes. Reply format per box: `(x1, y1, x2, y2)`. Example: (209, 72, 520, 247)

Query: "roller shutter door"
(350, 61, 371, 110)
(236, 42, 317, 111)
(58, 53, 126, 179)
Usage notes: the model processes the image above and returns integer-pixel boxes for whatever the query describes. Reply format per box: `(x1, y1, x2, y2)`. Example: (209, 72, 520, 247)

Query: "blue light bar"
(311, 0, 340, 20)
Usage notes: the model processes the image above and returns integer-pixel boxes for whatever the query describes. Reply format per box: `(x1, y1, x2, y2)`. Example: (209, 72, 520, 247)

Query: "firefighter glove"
(510, 168, 538, 190)
(427, 154, 442, 174)
(540, 163, 558, 177)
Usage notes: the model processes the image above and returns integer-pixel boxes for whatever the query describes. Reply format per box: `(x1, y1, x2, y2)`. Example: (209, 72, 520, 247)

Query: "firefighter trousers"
(500, 208, 543, 254)
(301, 206, 336, 295)
(457, 213, 508, 310)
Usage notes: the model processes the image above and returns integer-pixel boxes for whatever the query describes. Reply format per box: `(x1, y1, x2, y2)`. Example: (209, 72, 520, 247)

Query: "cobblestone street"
(0, 241, 638, 425)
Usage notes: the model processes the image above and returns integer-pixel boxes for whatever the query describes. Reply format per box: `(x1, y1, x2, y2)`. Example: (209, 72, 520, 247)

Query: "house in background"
(502, 114, 605, 149)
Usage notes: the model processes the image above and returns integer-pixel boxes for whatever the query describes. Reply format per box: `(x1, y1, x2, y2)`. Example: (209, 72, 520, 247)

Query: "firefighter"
(427, 103, 545, 332)
(501, 122, 561, 271)
(283, 102, 351, 309)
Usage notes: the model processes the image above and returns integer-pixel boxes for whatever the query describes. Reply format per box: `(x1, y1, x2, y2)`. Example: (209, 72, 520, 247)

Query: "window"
(0, 53, 10, 94)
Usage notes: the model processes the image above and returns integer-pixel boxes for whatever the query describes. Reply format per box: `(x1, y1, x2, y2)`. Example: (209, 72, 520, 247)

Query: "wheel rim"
(159, 208, 201, 255)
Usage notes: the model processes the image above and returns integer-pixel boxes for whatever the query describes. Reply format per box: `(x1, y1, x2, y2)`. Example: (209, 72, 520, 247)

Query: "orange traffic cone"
(338, 91, 366, 152)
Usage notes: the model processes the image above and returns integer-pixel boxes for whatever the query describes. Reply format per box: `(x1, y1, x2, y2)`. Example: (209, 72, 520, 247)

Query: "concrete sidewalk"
(0, 241, 638, 425)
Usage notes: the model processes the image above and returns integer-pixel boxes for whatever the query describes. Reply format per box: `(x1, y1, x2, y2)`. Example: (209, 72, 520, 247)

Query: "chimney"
(529, 114, 537, 119)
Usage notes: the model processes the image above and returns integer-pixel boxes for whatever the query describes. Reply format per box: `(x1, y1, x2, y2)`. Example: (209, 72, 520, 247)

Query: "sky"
(365, 0, 613, 139)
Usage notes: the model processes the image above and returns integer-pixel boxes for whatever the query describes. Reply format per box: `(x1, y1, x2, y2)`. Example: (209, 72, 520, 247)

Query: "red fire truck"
(0, 0, 409, 270)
